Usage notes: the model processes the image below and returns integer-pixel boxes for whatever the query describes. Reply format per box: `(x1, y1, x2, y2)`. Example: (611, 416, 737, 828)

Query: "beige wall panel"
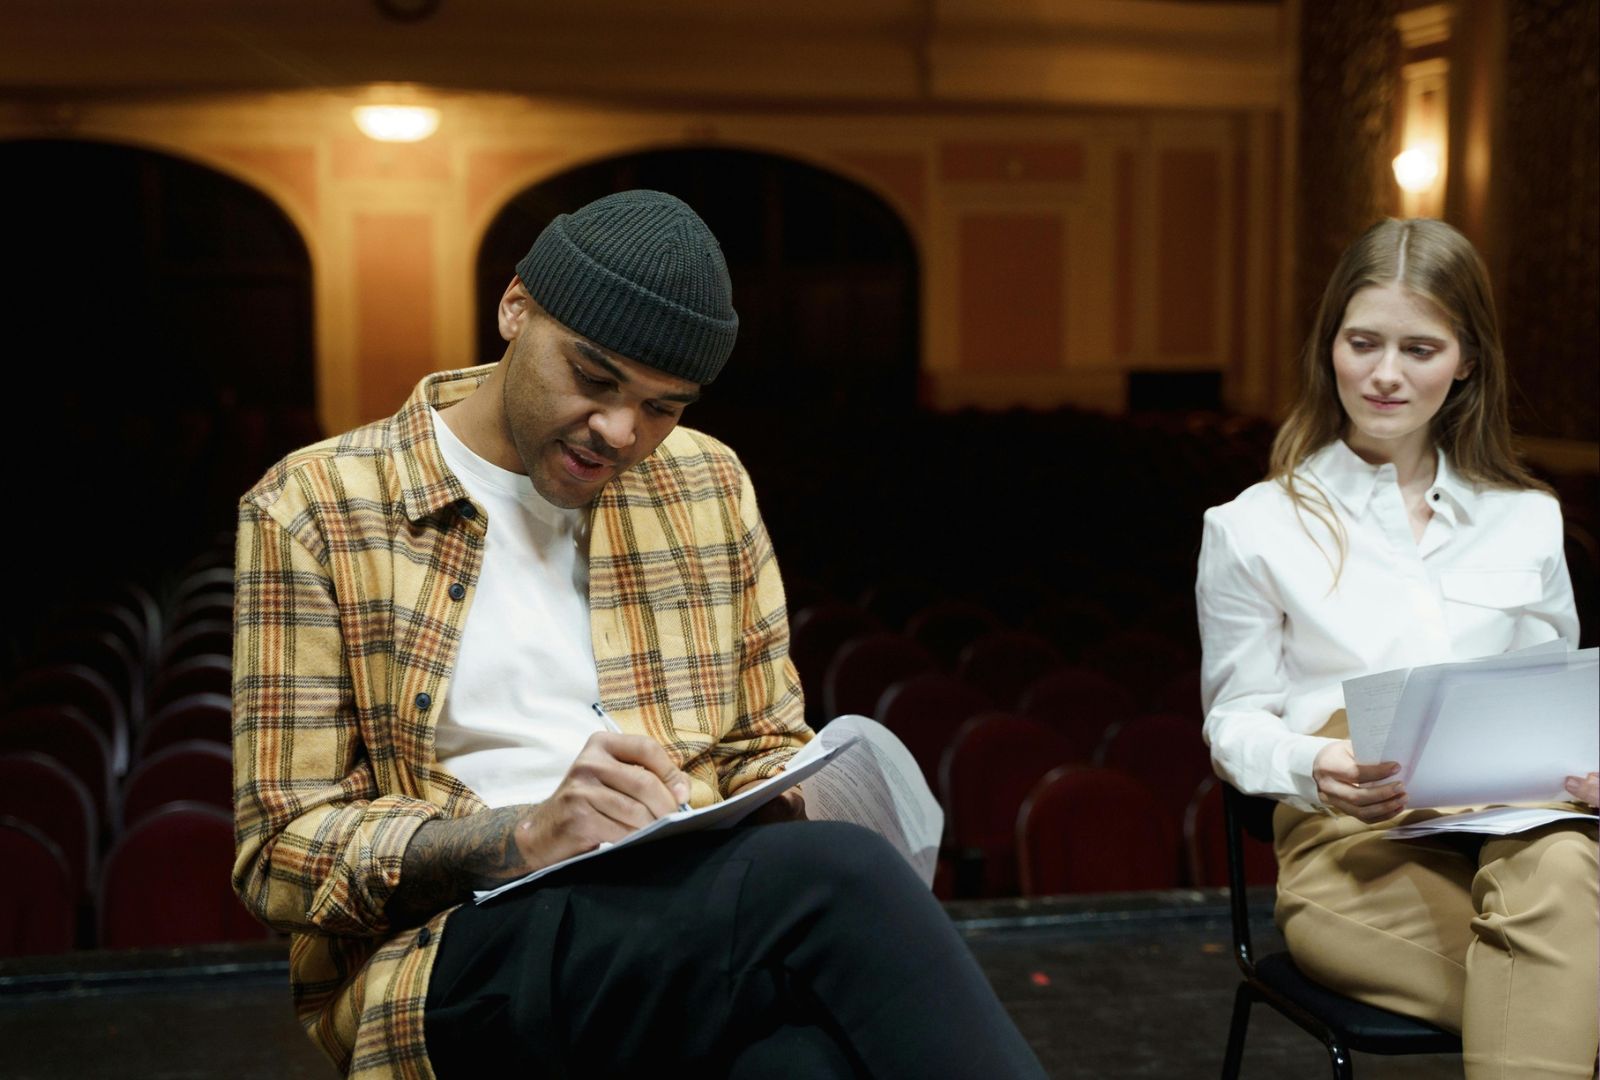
(353, 213, 436, 423)
(958, 213, 1064, 374)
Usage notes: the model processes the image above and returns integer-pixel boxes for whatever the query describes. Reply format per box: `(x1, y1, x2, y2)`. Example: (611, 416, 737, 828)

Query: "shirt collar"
(1302, 439, 1478, 523)
(393, 366, 494, 522)
(1427, 446, 1478, 524)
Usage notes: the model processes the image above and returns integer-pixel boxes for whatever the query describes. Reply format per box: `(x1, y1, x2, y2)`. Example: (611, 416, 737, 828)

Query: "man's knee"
(733, 821, 926, 910)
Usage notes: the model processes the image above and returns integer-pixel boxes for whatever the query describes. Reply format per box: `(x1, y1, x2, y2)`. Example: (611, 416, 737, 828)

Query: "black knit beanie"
(515, 190, 739, 385)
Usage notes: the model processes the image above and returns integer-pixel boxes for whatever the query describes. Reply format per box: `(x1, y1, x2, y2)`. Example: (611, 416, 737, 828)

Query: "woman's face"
(1331, 283, 1472, 461)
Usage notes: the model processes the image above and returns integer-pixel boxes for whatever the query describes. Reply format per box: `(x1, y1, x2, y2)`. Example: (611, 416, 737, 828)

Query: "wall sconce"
(352, 104, 441, 143)
(1392, 147, 1441, 194)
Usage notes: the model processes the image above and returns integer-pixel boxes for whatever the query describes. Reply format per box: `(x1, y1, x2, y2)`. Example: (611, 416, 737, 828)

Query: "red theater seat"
(122, 740, 234, 826)
(158, 619, 233, 668)
(0, 706, 115, 829)
(873, 671, 991, 789)
(0, 752, 99, 900)
(823, 632, 936, 722)
(905, 601, 1001, 670)
(98, 802, 270, 949)
(1095, 713, 1214, 825)
(956, 630, 1064, 710)
(136, 693, 232, 759)
(789, 602, 881, 729)
(1184, 776, 1276, 888)
(940, 712, 1078, 897)
(1017, 766, 1178, 896)
(146, 654, 232, 715)
(2, 663, 129, 775)
(1018, 666, 1137, 762)
(0, 816, 76, 956)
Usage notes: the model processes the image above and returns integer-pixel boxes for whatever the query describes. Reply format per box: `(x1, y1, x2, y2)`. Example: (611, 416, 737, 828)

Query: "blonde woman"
(1197, 217, 1597, 1079)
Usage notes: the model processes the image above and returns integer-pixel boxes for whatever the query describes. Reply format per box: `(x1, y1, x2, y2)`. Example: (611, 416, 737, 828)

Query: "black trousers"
(423, 820, 1047, 1079)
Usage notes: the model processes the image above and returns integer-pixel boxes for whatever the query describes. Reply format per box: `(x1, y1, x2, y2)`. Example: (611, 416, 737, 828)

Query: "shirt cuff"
(1287, 734, 1341, 811)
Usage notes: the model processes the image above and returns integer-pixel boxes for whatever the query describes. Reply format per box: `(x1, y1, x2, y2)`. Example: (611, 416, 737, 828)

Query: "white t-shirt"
(429, 406, 606, 808)
(1196, 439, 1578, 810)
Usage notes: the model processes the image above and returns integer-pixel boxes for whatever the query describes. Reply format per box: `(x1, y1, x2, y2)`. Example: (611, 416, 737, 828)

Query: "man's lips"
(559, 440, 616, 480)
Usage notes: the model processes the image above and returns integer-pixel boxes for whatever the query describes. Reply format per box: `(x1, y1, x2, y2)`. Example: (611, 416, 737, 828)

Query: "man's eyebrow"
(572, 339, 700, 404)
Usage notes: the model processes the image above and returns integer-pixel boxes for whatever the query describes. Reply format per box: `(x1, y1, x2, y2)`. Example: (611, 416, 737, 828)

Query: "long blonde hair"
(1268, 218, 1548, 577)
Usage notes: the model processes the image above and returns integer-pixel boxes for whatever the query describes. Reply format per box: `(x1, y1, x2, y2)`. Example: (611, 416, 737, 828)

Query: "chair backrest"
(137, 692, 232, 759)
(32, 630, 143, 723)
(122, 739, 234, 826)
(2, 663, 128, 774)
(0, 752, 98, 899)
(856, 578, 938, 631)
(823, 632, 936, 723)
(873, 670, 992, 788)
(157, 619, 233, 668)
(1017, 665, 1136, 761)
(1183, 776, 1276, 888)
(0, 816, 76, 957)
(1016, 765, 1178, 896)
(789, 602, 881, 728)
(1081, 629, 1195, 705)
(166, 594, 235, 635)
(1158, 665, 1203, 722)
(0, 705, 115, 828)
(146, 654, 232, 716)
(905, 601, 1001, 669)
(98, 801, 270, 949)
(940, 712, 1078, 895)
(1023, 598, 1113, 661)
(955, 631, 1064, 710)
(1095, 712, 1214, 824)
(166, 567, 235, 615)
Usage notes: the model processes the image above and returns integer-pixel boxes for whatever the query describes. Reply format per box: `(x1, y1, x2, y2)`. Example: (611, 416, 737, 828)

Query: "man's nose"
(591, 406, 638, 450)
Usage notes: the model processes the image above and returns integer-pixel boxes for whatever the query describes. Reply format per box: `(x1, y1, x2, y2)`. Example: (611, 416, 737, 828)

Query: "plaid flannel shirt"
(231, 367, 808, 1079)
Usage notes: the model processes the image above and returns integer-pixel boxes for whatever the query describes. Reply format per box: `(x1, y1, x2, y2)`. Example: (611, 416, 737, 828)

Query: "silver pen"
(591, 701, 691, 813)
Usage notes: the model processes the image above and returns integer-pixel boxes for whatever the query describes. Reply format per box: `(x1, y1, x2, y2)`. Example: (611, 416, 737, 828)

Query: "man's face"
(498, 281, 701, 509)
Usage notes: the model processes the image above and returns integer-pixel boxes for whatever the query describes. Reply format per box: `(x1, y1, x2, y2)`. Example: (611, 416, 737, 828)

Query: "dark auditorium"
(1, 2, 1595, 1078)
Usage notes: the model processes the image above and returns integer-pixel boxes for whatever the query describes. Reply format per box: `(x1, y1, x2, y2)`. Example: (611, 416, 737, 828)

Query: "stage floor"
(0, 889, 1459, 1079)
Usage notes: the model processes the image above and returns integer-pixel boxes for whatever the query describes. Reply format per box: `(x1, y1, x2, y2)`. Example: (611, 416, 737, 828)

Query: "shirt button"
(415, 692, 432, 710)
(448, 583, 466, 601)
(1431, 492, 1440, 502)
(417, 927, 432, 946)
(457, 500, 477, 520)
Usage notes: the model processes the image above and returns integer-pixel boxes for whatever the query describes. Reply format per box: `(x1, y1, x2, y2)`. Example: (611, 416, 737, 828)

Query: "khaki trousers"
(1273, 714, 1599, 1080)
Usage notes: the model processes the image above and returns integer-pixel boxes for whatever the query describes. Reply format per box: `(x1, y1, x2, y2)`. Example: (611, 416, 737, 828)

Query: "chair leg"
(1220, 981, 1253, 1080)
(1324, 1035, 1353, 1080)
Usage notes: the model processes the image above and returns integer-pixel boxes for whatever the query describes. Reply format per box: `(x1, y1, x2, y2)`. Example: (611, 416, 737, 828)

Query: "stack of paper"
(1343, 643, 1598, 818)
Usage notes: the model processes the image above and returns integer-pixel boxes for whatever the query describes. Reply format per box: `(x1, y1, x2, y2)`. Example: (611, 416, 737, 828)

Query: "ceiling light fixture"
(352, 104, 441, 143)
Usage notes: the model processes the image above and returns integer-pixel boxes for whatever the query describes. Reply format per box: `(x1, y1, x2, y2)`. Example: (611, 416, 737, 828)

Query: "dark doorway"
(0, 139, 315, 603)
(475, 148, 920, 441)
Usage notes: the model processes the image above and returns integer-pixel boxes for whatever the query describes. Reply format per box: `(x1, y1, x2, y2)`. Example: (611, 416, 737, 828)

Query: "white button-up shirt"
(1196, 439, 1578, 810)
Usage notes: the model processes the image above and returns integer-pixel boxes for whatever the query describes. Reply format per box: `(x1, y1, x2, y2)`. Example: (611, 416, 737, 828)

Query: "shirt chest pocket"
(1438, 568, 1542, 609)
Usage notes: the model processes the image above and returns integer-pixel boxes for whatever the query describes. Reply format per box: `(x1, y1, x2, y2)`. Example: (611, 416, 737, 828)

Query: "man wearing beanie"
(232, 190, 1046, 1080)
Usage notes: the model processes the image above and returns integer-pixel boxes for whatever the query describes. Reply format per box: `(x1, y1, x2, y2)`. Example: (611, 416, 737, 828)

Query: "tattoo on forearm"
(387, 804, 536, 927)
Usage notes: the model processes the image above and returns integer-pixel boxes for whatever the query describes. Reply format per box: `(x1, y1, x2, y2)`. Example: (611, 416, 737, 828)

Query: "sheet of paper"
(800, 714, 945, 886)
(472, 716, 943, 902)
(1404, 658, 1599, 806)
(1344, 667, 1410, 763)
(474, 736, 853, 902)
(1386, 805, 1596, 839)
(1343, 640, 1574, 767)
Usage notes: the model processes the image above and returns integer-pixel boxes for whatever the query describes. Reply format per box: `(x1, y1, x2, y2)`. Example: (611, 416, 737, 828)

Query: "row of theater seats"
(0, 547, 263, 957)
(787, 591, 1225, 899)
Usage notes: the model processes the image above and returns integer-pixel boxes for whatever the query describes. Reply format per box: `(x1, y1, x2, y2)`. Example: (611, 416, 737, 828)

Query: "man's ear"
(498, 277, 531, 342)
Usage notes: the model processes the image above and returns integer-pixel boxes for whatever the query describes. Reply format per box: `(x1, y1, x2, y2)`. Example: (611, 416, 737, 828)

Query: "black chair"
(1220, 783, 1460, 1079)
